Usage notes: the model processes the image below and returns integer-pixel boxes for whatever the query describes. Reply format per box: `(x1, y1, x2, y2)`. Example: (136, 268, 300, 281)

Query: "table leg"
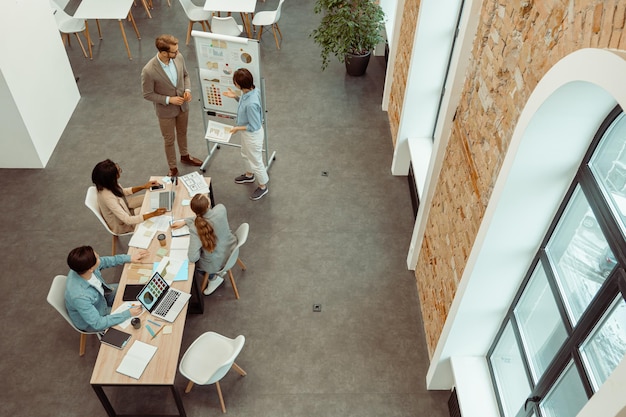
(117, 19, 133, 60)
(84, 20, 93, 60)
(92, 385, 116, 417)
(242, 13, 252, 38)
(96, 19, 103, 39)
(141, 0, 152, 18)
(171, 386, 187, 417)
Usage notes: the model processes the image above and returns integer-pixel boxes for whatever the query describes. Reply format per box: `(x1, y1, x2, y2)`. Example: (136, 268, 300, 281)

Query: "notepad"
(116, 341, 158, 379)
(100, 328, 132, 349)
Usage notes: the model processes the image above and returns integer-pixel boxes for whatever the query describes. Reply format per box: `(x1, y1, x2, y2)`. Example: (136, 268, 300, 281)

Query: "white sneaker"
(203, 275, 224, 295)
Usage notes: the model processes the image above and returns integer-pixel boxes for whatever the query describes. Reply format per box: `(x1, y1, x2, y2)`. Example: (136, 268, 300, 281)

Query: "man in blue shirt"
(65, 246, 145, 332)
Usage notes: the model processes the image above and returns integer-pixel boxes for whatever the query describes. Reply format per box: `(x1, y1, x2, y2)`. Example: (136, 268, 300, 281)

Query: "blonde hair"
(190, 194, 216, 252)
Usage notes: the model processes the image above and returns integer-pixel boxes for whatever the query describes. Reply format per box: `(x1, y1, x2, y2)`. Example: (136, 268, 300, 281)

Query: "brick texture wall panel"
(392, 0, 624, 357)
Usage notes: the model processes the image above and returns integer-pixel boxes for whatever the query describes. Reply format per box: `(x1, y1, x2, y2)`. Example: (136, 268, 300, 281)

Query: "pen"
(151, 324, 165, 339)
(147, 319, 162, 327)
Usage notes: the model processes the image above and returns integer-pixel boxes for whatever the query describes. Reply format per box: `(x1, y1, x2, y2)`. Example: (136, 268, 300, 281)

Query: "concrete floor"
(0, 0, 451, 415)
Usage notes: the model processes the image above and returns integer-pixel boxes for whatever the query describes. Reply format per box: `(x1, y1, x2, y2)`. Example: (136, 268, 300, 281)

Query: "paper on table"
(111, 302, 142, 329)
(129, 223, 156, 249)
(169, 236, 190, 261)
(171, 225, 190, 237)
(154, 256, 187, 281)
(205, 120, 233, 143)
(116, 341, 158, 379)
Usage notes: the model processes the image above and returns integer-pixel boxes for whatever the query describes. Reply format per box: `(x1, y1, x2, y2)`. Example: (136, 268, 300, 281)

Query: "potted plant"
(311, 0, 385, 76)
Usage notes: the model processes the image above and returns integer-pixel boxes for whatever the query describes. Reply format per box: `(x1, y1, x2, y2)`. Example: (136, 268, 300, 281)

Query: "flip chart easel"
(191, 30, 276, 172)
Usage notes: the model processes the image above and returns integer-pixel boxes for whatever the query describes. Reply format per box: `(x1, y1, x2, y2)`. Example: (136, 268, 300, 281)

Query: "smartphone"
(150, 184, 164, 191)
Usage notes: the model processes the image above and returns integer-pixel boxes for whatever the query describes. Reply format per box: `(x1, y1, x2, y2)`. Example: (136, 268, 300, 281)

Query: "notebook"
(116, 340, 158, 379)
(135, 272, 191, 322)
(150, 190, 175, 211)
(100, 327, 132, 349)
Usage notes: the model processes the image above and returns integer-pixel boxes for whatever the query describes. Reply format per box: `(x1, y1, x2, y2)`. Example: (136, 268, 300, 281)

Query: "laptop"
(150, 191, 175, 211)
(136, 272, 191, 322)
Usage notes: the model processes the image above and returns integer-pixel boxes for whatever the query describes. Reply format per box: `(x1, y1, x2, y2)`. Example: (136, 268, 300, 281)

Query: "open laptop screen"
(136, 272, 169, 312)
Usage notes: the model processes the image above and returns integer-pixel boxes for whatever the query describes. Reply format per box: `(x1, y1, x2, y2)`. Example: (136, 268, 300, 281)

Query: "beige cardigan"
(97, 187, 144, 234)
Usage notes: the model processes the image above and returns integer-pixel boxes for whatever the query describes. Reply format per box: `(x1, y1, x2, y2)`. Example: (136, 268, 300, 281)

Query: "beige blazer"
(141, 53, 191, 119)
(97, 187, 144, 235)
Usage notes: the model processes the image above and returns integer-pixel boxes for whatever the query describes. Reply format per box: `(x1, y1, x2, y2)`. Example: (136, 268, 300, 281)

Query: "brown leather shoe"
(168, 167, 179, 176)
(181, 154, 203, 166)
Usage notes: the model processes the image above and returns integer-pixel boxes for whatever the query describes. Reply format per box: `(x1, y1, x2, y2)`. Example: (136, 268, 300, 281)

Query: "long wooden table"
(90, 175, 211, 417)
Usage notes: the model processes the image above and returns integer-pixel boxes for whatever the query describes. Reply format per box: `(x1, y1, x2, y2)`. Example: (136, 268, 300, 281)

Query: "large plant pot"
(345, 51, 371, 76)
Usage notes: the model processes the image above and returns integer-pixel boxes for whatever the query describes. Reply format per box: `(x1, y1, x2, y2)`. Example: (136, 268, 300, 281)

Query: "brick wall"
(389, 0, 626, 357)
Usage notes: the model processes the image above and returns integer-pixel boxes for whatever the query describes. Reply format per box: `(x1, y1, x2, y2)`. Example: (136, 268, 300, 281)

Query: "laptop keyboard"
(154, 291, 180, 316)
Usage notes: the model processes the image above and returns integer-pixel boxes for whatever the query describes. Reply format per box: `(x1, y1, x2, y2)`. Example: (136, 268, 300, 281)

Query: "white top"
(74, 0, 134, 19)
(203, 0, 256, 13)
(87, 273, 104, 296)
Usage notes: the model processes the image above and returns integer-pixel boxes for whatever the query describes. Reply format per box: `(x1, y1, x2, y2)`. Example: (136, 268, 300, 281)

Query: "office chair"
(179, 332, 247, 413)
(49, 0, 90, 58)
(252, 0, 285, 49)
(178, 0, 213, 45)
(210, 16, 244, 37)
(85, 186, 133, 255)
(201, 223, 249, 299)
(47, 275, 101, 356)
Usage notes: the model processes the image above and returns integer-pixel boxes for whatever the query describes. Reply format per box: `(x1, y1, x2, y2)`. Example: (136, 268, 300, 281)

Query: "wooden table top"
(90, 175, 210, 386)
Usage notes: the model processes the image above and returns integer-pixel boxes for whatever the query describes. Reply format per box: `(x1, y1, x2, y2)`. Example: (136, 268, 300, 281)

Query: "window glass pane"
(514, 264, 567, 382)
(489, 322, 531, 417)
(589, 112, 626, 236)
(539, 362, 587, 417)
(545, 186, 613, 325)
(580, 296, 626, 391)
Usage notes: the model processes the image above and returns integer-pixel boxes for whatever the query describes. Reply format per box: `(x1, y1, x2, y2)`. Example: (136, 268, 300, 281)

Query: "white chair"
(210, 16, 244, 37)
(49, 0, 90, 58)
(252, 0, 285, 49)
(85, 186, 133, 255)
(179, 332, 247, 413)
(178, 0, 213, 45)
(201, 223, 249, 299)
(47, 275, 101, 356)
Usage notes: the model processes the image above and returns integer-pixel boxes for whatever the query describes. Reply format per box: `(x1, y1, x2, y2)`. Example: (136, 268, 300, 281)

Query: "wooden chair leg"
(186, 21, 193, 45)
(184, 380, 194, 393)
(232, 362, 247, 376)
(228, 270, 240, 299)
(256, 26, 263, 41)
(215, 381, 226, 413)
(201, 272, 209, 292)
(79, 333, 87, 356)
(74, 33, 88, 58)
(272, 27, 280, 49)
(112, 236, 117, 255)
(236, 257, 247, 271)
(96, 19, 102, 39)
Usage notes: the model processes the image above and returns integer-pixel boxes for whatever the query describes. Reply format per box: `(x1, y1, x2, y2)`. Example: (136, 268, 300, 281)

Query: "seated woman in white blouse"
(91, 159, 166, 234)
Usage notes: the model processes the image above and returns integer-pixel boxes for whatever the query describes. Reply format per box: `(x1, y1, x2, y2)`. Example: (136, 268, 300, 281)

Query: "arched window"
(488, 106, 626, 417)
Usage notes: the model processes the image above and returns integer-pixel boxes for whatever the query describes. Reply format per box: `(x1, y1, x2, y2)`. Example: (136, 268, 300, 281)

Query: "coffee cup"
(131, 317, 141, 329)
(157, 233, 166, 247)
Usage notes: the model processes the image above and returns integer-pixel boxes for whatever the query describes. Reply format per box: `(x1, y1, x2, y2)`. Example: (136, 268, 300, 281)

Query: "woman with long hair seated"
(175, 194, 237, 295)
(92, 159, 166, 234)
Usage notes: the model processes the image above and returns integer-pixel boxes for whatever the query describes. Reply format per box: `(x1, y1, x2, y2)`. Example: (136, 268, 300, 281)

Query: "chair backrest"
(211, 16, 242, 37)
(47, 275, 83, 333)
(216, 223, 249, 275)
(275, 0, 285, 22)
(206, 334, 246, 384)
(177, 0, 194, 15)
(85, 186, 116, 236)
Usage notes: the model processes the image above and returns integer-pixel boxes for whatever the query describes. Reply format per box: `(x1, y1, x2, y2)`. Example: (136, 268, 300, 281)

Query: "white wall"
(0, 0, 80, 168)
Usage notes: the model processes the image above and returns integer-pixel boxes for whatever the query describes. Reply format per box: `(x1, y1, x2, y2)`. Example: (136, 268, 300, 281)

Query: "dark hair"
(67, 246, 97, 275)
(233, 68, 255, 90)
(92, 159, 123, 198)
(155, 34, 178, 52)
(190, 194, 217, 252)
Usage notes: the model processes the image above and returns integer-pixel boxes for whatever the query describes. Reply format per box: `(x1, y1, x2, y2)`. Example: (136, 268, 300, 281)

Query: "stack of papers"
(154, 256, 189, 282)
(116, 341, 158, 379)
(205, 120, 233, 143)
(180, 172, 210, 196)
(129, 216, 170, 249)
(170, 236, 190, 261)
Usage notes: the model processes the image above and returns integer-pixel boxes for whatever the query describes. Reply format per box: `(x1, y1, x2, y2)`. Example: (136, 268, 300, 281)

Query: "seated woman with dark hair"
(92, 159, 166, 234)
(65, 245, 145, 332)
(173, 194, 237, 295)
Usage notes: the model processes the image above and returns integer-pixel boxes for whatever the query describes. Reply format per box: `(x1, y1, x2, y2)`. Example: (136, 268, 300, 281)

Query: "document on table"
(205, 120, 233, 143)
(129, 223, 157, 249)
(179, 171, 210, 196)
(116, 341, 158, 380)
(170, 235, 190, 261)
(111, 302, 141, 329)
(154, 256, 188, 281)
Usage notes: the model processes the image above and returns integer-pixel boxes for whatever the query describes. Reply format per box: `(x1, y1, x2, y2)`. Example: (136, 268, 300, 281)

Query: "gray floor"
(0, 1, 450, 415)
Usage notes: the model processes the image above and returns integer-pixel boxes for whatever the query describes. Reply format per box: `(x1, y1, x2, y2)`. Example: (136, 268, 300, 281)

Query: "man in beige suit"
(142, 34, 202, 176)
